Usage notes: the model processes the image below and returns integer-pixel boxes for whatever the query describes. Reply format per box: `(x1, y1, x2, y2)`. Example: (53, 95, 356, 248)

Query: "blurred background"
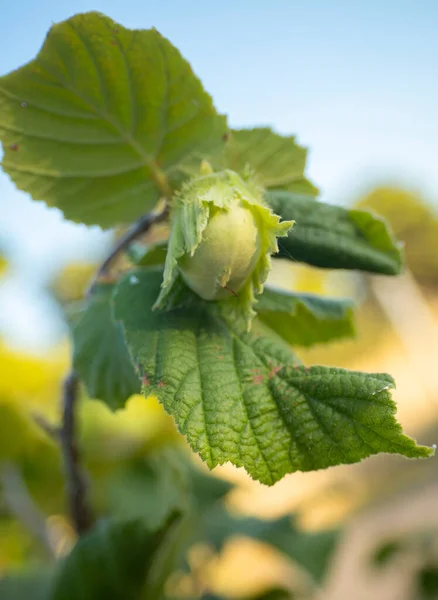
(1, 1, 438, 599)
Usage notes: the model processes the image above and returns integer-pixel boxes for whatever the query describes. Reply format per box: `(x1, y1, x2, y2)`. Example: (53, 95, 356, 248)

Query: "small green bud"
(156, 170, 293, 329)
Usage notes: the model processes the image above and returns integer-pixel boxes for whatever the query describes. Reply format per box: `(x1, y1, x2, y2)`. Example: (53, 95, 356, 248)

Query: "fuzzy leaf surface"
(70, 283, 140, 409)
(267, 191, 403, 274)
(113, 268, 432, 485)
(224, 128, 317, 193)
(0, 12, 226, 227)
(256, 287, 355, 347)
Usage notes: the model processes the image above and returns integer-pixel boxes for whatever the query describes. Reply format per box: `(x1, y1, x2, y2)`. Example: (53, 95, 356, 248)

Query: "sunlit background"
(1, 2, 438, 599)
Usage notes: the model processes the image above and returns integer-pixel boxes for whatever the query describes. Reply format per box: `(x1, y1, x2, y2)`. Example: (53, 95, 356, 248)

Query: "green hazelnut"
(179, 202, 261, 300)
(155, 169, 293, 329)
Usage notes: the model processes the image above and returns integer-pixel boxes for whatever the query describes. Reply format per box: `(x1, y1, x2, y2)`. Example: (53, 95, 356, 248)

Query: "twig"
(32, 412, 60, 439)
(0, 461, 56, 560)
(60, 204, 170, 532)
(59, 206, 169, 533)
(60, 371, 93, 535)
(87, 206, 169, 297)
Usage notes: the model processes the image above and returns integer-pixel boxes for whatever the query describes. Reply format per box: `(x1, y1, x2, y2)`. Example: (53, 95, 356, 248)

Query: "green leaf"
(189, 466, 234, 510)
(241, 589, 295, 600)
(0, 571, 53, 600)
(70, 283, 140, 409)
(166, 592, 294, 600)
(52, 513, 182, 600)
(256, 287, 355, 347)
(102, 447, 191, 529)
(130, 240, 168, 267)
(244, 515, 338, 584)
(190, 505, 338, 583)
(224, 128, 317, 193)
(266, 191, 403, 275)
(372, 539, 403, 567)
(0, 11, 227, 228)
(418, 566, 438, 599)
(196, 590, 295, 600)
(281, 176, 319, 198)
(113, 268, 432, 485)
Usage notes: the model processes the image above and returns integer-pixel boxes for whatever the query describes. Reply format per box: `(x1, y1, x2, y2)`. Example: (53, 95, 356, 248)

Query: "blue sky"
(0, 0, 437, 348)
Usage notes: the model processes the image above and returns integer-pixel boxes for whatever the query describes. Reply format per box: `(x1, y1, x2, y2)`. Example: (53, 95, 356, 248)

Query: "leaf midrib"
(8, 20, 172, 196)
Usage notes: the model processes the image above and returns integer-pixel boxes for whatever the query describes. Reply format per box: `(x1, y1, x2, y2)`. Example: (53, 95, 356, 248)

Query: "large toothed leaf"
(267, 191, 403, 275)
(70, 283, 140, 409)
(113, 268, 432, 485)
(224, 128, 317, 194)
(256, 287, 355, 347)
(0, 12, 227, 227)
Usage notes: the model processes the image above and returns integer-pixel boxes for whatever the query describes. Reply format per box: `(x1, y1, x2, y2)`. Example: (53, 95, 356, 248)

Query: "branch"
(32, 412, 60, 439)
(87, 206, 169, 297)
(60, 371, 93, 535)
(0, 462, 56, 560)
(60, 206, 170, 532)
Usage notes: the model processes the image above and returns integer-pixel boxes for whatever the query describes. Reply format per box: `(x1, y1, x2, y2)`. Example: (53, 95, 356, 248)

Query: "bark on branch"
(60, 371, 93, 535)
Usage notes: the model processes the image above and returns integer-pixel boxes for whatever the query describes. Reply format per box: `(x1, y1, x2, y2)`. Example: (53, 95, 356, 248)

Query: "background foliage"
(0, 9, 436, 600)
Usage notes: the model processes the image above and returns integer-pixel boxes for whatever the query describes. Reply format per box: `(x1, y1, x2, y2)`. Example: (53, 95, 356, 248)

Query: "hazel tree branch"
(60, 370, 93, 535)
(61, 204, 170, 534)
(87, 206, 169, 297)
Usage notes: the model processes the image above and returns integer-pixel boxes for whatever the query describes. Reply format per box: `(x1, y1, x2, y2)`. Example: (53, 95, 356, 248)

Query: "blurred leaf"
(249, 517, 338, 584)
(356, 186, 438, 286)
(281, 177, 319, 198)
(189, 506, 338, 584)
(188, 467, 233, 510)
(101, 447, 191, 529)
(0, 401, 64, 514)
(242, 588, 295, 600)
(70, 283, 140, 410)
(79, 395, 180, 464)
(114, 268, 432, 485)
(171, 469, 235, 573)
(0, 343, 67, 418)
(418, 566, 438, 599)
(0, 519, 38, 570)
(0, 398, 41, 461)
(95, 448, 232, 534)
(371, 530, 438, 600)
(52, 513, 182, 600)
(224, 128, 316, 192)
(0, 570, 53, 600)
(0, 12, 227, 228)
(256, 287, 355, 347)
(19, 443, 65, 516)
(50, 263, 96, 304)
(0, 254, 8, 276)
(187, 591, 295, 600)
(131, 240, 168, 267)
(372, 539, 403, 567)
(0, 397, 64, 517)
(267, 191, 403, 275)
